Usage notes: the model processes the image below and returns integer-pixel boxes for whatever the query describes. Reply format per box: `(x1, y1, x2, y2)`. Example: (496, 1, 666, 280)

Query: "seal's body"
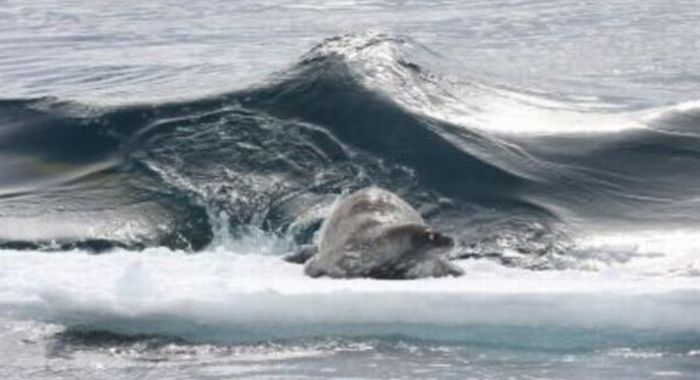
(303, 187, 463, 279)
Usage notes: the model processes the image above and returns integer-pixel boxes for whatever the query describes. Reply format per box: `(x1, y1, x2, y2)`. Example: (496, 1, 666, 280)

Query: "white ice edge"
(1, 250, 699, 342)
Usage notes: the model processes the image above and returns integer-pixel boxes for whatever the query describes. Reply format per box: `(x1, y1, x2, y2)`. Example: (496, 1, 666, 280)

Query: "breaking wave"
(1, 32, 700, 275)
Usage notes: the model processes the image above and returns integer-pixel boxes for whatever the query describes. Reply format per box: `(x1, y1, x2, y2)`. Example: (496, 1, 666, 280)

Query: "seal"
(294, 187, 463, 279)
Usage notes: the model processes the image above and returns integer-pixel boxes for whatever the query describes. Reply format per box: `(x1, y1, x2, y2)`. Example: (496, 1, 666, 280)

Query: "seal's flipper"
(283, 244, 318, 264)
(367, 262, 414, 279)
(404, 257, 464, 278)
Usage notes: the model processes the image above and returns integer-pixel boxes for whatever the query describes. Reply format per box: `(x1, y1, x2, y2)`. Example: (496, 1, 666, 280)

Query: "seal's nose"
(427, 231, 454, 248)
(437, 234, 455, 248)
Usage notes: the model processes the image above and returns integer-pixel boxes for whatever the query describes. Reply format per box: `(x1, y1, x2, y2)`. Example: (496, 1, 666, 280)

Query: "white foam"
(0, 249, 698, 342)
(571, 230, 700, 276)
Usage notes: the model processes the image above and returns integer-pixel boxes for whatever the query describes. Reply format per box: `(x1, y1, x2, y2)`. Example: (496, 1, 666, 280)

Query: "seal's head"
(412, 228, 454, 254)
(376, 224, 454, 261)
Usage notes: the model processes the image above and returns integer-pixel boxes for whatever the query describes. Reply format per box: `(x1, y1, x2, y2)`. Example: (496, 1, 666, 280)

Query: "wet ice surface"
(2, 250, 700, 335)
(0, 250, 699, 379)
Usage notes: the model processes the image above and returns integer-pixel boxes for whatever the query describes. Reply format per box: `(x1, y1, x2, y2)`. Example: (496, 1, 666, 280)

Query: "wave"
(1, 32, 699, 274)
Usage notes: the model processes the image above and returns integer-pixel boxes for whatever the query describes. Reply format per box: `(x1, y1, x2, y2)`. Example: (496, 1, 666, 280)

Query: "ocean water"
(1, 0, 700, 379)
